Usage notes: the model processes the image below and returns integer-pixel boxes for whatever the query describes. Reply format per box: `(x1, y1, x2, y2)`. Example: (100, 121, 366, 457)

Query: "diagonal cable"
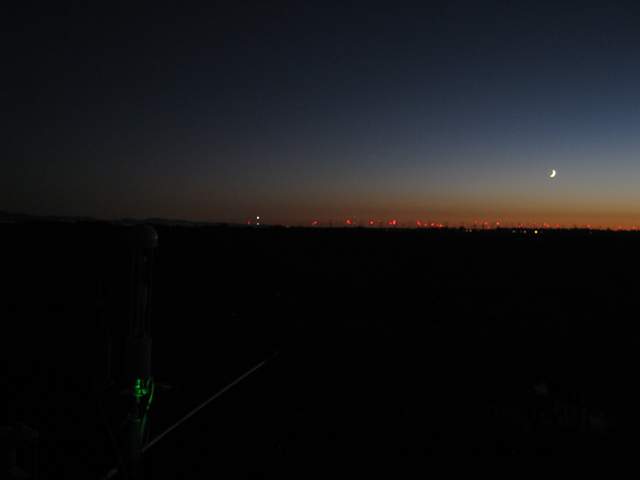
(101, 352, 277, 480)
(142, 353, 277, 453)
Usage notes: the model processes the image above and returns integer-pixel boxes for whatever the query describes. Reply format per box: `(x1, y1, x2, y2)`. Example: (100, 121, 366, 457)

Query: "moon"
(549, 169, 557, 179)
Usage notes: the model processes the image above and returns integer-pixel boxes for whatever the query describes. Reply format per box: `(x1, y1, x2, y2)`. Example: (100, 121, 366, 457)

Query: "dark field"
(6, 222, 640, 477)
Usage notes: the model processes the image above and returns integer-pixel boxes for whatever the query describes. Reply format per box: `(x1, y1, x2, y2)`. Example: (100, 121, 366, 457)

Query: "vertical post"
(124, 225, 158, 480)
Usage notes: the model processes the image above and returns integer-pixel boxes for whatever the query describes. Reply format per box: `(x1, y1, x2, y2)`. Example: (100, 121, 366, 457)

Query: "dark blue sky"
(6, 1, 640, 227)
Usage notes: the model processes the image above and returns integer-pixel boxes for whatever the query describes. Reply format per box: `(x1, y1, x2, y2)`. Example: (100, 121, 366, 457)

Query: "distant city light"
(240, 218, 640, 231)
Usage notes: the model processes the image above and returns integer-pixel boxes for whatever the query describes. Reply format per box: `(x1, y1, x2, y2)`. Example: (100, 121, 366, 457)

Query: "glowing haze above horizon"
(6, 2, 640, 228)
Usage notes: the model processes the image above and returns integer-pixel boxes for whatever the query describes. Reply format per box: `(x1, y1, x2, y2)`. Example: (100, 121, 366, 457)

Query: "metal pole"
(123, 225, 158, 480)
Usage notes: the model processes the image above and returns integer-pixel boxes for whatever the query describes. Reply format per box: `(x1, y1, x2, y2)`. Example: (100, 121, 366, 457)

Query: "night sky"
(7, 2, 640, 228)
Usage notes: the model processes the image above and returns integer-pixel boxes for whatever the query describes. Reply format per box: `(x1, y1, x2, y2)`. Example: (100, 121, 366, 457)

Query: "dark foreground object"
(6, 222, 639, 477)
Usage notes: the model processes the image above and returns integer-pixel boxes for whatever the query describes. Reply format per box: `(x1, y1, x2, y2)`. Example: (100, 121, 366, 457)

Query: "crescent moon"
(549, 169, 557, 179)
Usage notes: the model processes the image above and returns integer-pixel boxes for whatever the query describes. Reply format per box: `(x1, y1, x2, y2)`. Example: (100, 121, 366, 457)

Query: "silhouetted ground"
(5, 221, 639, 477)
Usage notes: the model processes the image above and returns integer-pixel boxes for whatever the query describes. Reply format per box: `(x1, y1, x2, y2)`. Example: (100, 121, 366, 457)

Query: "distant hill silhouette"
(0, 210, 238, 227)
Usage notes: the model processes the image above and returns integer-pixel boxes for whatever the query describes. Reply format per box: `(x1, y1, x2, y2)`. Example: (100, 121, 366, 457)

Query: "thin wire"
(100, 353, 277, 480)
(142, 354, 275, 453)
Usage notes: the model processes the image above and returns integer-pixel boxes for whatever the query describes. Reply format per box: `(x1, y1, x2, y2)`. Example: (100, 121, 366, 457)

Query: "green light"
(133, 378, 149, 400)
(146, 380, 155, 410)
